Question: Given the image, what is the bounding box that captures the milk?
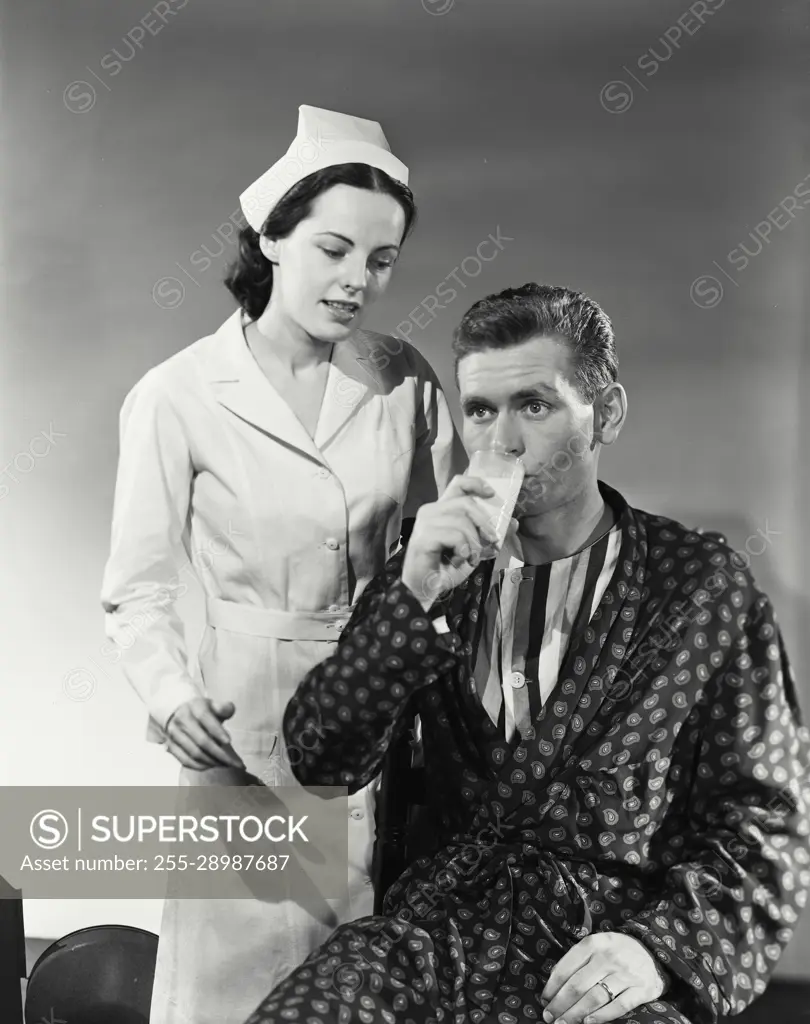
[477,476,521,547]
[466,449,525,558]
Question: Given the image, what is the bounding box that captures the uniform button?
[328,604,340,612]
[511,570,523,585]
[325,538,340,551]
[317,467,331,479]
[350,808,365,820]
[335,619,349,631]
[510,671,526,689]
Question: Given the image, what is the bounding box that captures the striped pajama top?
[473,520,623,743]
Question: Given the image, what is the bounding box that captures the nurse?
[100,105,465,1024]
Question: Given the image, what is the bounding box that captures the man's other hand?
[540,932,668,1024]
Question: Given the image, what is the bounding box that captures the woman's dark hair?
[225,163,417,320]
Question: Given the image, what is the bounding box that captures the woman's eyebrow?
[315,231,353,245]
[315,231,400,251]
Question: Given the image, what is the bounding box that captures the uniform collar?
[201,309,385,461]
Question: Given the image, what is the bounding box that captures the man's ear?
[594,383,627,446]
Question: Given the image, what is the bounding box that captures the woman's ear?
[259,235,280,263]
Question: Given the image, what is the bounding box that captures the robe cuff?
[392,577,454,637]
[383,577,464,662]
[617,915,715,1022]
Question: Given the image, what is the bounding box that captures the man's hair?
[452,283,618,403]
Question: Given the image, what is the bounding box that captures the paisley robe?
[246,483,810,1024]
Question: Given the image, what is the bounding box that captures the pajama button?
[325,538,339,550]
[510,671,526,688]
[317,467,331,479]
[350,808,364,820]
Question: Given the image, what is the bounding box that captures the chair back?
[25,925,158,1024]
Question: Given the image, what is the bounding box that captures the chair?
[372,712,425,913]
[0,885,25,1023]
[24,925,158,1024]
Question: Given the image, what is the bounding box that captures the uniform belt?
[206,598,352,640]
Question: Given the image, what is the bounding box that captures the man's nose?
[493,418,524,458]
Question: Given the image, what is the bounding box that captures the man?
[245,283,810,1024]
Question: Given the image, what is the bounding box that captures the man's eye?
[525,401,548,416]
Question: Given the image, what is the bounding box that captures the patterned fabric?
[246,483,810,1024]
[475,523,622,742]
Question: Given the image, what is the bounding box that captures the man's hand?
[540,932,667,1024]
[165,697,246,771]
[401,474,500,607]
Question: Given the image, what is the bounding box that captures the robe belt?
[205,598,353,640]
[423,847,519,1017]
[400,842,595,1015]
[395,847,585,1015]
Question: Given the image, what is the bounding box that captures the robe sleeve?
[282,551,461,794]
[401,343,466,517]
[618,586,810,1022]
[100,372,203,741]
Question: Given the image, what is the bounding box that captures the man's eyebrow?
[461,385,560,405]
[315,231,400,251]
[511,385,560,400]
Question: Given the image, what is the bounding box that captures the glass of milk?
[466,447,525,559]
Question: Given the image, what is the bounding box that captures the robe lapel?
[542,502,649,770]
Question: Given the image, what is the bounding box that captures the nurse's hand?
[164,698,246,771]
[401,475,499,608]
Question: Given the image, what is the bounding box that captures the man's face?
[457,335,601,517]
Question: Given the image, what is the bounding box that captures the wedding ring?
[598,979,616,1002]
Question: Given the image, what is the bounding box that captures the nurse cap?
[239,105,410,233]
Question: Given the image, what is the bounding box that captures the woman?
[101,105,465,1024]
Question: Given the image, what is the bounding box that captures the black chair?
[0,884,25,1023]
[371,710,426,914]
[24,925,158,1024]
[370,517,430,913]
